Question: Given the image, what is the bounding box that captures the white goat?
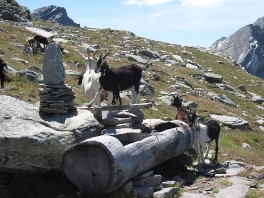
[191,117,221,165]
[78,48,113,106]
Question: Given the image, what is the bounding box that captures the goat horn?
[92,49,100,57]
[103,53,110,59]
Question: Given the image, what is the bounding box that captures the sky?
[16,0,264,48]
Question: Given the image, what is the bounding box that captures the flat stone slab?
[215,184,249,198]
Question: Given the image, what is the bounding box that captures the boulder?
[0,95,101,173]
[203,73,223,83]
[125,54,147,64]
[210,114,249,130]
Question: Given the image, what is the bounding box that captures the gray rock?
[237,85,247,93]
[157,95,174,105]
[120,181,133,194]
[153,187,179,198]
[132,186,154,198]
[126,54,147,64]
[172,54,184,63]
[203,73,223,83]
[65,69,81,76]
[139,85,153,97]
[161,181,176,187]
[133,174,162,188]
[210,114,249,130]
[251,94,264,104]
[242,143,251,149]
[0,95,100,173]
[138,49,157,58]
[217,83,236,92]
[43,42,65,85]
[186,63,199,70]
[215,184,249,198]
[16,69,42,82]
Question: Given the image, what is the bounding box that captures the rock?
[157,95,174,105]
[172,54,184,63]
[203,73,223,83]
[242,143,251,149]
[100,109,144,127]
[0,95,101,173]
[0,0,31,22]
[210,115,249,130]
[186,63,199,70]
[65,69,80,76]
[42,42,65,85]
[132,174,162,188]
[161,181,176,187]
[139,84,153,97]
[125,54,147,64]
[120,181,133,194]
[132,186,154,198]
[32,5,80,27]
[153,187,179,198]
[138,49,157,58]
[38,84,76,114]
[251,94,264,104]
[237,85,247,93]
[11,57,29,64]
[215,184,249,198]
[16,69,42,82]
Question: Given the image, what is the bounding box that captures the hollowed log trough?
[62,121,193,194]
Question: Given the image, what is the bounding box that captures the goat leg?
[88,88,103,107]
[204,142,211,159]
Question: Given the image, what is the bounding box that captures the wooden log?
[62,120,193,194]
[77,102,152,111]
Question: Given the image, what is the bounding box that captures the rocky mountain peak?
[210,16,264,79]
[31,5,80,27]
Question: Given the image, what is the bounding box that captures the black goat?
[88,52,143,106]
[0,58,8,88]
[33,35,49,47]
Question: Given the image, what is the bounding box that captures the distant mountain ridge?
[211,17,264,79]
[31,5,80,27]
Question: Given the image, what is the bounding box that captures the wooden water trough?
[62,121,193,195]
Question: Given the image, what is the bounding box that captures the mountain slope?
[211,17,264,79]
[32,5,80,27]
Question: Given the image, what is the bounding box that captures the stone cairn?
[39,42,76,114]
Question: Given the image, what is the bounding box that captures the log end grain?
[62,142,114,193]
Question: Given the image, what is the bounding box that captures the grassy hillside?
[0,19,264,197]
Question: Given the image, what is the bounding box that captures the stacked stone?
[39,42,76,114]
[38,83,76,114]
